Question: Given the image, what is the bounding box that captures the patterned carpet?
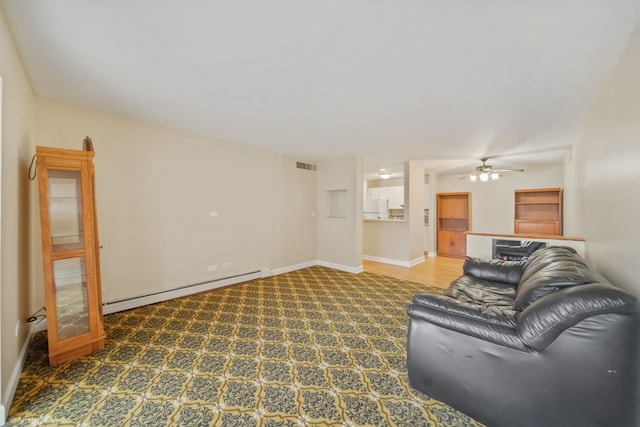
[8,266,482,426]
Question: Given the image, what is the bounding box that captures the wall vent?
[296,161,316,171]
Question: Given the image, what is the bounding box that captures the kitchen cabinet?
[367,186,404,209]
[35,138,105,366]
[437,192,470,258]
[387,186,404,209]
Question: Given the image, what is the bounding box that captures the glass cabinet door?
[52,257,90,340]
[48,170,84,251]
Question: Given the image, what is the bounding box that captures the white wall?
[565,22,640,297]
[0,7,36,418]
[436,163,565,234]
[34,98,318,304]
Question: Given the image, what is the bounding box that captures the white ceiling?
[2,1,639,175]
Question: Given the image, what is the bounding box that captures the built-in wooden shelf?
[514,188,563,236]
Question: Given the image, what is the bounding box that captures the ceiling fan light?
[379,171,391,180]
[490,172,500,180]
[479,172,489,182]
[469,174,478,182]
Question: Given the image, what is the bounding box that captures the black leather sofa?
[406,246,639,427]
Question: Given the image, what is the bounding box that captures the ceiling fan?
[458,157,525,182]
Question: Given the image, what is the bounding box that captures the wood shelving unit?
[437,192,470,258]
[514,188,563,236]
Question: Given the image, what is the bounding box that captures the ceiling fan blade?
[491,168,525,173]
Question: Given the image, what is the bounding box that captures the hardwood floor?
[363,255,465,289]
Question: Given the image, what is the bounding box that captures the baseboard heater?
[102,270,261,315]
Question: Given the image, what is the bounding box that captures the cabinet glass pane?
[48,170,84,251]
[53,257,89,340]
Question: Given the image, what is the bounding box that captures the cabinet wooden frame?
[36,143,105,366]
[514,187,563,236]
[437,192,471,258]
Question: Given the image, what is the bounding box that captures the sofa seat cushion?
[413,291,518,329]
[514,246,598,311]
[445,275,518,318]
[408,293,526,350]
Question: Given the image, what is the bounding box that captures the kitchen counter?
[363,218,405,222]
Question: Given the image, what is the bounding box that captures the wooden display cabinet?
[437,192,470,258]
[514,188,563,236]
[36,138,105,366]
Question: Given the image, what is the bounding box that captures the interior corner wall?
[269,156,317,272]
[33,98,318,306]
[565,22,640,297]
[0,7,36,416]
[316,157,363,272]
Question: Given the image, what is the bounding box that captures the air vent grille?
[296,161,316,171]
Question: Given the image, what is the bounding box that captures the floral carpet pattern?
[8,266,481,426]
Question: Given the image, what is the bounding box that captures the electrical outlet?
[222,263,231,269]
[208,265,217,272]
[209,211,219,217]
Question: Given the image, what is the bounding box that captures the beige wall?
[268,156,317,271]
[436,163,565,235]
[0,8,36,413]
[317,157,363,271]
[34,98,318,304]
[565,22,640,297]
[363,220,409,262]
[406,161,426,262]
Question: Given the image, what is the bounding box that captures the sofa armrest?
[518,284,639,351]
[407,295,528,351]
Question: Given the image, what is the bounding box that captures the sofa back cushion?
[463,257,525,285]
[513,246,597,311]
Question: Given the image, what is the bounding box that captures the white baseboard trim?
[102,271,261,315]
[408,255,426,267]
[267,261,317,277]
[2,322,38,426]
[316,260,363,274]
[362,254,426,268]
[427,251,437,257]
